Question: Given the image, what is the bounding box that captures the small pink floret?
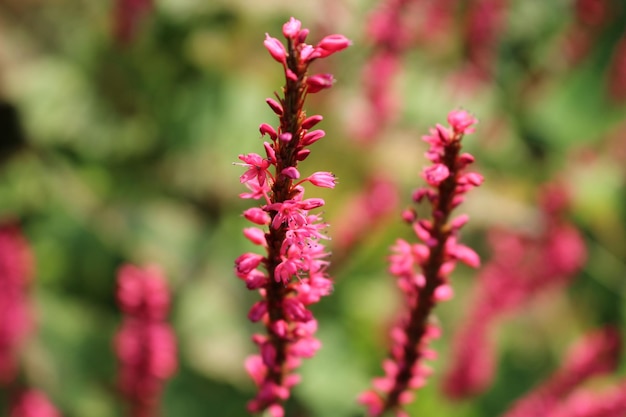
[266,98,284,115]
[243,207,271,225]
[302,115,323,129]
[447,110,478,134]
[243,227,267,246]
[422,163,450,186]
[264,34,287,64]
[281,167,300,179]
[306,73,335,93]
[306,172,336,188]
[282,17,301,39]
[314,34,352,58]
[301,129,326,146]
[259,123,277,140]
[434,284,454,301]
[248,301,268,322]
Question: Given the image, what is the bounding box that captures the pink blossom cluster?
[115,264,177,417]
[564,0,613,63]
[443,182,587,398]
[546,380,626,417]
[9,390,61,417]
[501,327,621,417]
[461,0,508,82]
[354,0,412,142]
[359,110,483,417]
[234,17,349,417]
[0,223,34,386]
[355,0,455,142]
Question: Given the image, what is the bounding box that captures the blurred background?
[0,0,625,416]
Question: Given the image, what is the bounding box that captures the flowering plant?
[234,17,350,417]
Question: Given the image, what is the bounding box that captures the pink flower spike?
[306,172,336,188]
[306,73,335,93]
[282,17,301,39]
[114,265,177,414]
[361,109,482,416]
[314,34,352,58]
[447,110,478,134]
[9,390,61,417]
[236,18,348,415]
[281,167,300,179]
[264,34,287,64]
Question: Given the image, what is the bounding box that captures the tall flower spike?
[501,327,621,417]
[115,264,177,417]
[359,110,482,417]
[442,181,587,398]
[546,379,626,417]
[0,223,34,386]
[235,17,349,417]
[9,390,62,417]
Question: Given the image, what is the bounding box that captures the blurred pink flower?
[0,223,34,386]
[463,0,508,81]
[115,265,176,417]
[501,327,621,417]
[10,390,61,417]
[443,181,587,399]
[547,380,626,417]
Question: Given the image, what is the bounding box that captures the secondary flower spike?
[9,390,62,417]
[442,181,587,399]
[114,264,177,417]
[0,223,34,386]
[501,327,621,417]
[234,17,349,417]
[359,110,483,417]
